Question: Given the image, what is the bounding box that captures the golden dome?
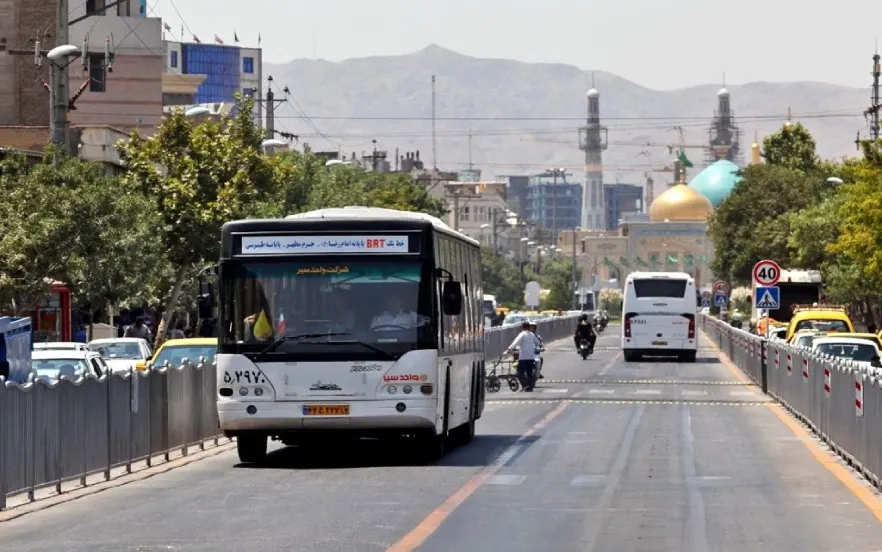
[649,184,714,222]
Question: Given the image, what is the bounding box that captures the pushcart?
[485,351,520,392]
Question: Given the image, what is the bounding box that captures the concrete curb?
[0,440,236,522]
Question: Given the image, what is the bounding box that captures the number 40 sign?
[753,259,781,287]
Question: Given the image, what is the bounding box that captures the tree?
[68,177,163,323]
[0,153,95,313]
[762,122,818,172]
[708,164,826,283]
[480,247,522,306]
[539,258,574,310]
[117,96,278,344]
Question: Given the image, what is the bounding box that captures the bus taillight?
[624,314,632,338]
[682,314,695,339]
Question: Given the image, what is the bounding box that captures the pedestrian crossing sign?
[754,286,780,309]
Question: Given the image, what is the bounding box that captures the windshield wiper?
[299,339,399,361]
[252,332,350,362]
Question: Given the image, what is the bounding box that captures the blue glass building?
[181,44,243,104]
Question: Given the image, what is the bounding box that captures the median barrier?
[700,315,882,490]
[0,315,580,510]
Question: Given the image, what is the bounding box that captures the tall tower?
[706,85,742,164]
[578,87,608,229]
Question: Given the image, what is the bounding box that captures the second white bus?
[621,272,698,362]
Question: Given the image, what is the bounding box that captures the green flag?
[685,254,695,267]
[649,254,660,268]
[697,255,707,265]
[666,254,678,265]
[678,151,694,168]
[603,257,613,267]
[619,256,630,268]
[636,257,648,267]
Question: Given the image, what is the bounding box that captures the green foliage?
[480,247,523,306]
[709,163,825,283]
[540,258,574,310]
[761,122,818,172]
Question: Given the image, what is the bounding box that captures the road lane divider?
[387,401,570,551]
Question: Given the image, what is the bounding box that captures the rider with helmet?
[574,313,597,354]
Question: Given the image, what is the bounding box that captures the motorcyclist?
[528,322,545,380]
[574,314,597,354]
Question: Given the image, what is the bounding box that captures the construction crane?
[521,135,708,156]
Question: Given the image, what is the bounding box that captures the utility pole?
[431,75,437,170]
[452,190,460,231]
[865,50,881,141]
[53,0,71,150]
[468,130,472,169]
[258,76,287,152]
[571,228,578,309]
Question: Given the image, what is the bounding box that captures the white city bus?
[214,207,485,463]
[621,271,697,362]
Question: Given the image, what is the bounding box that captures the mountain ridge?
[265,44,869,192]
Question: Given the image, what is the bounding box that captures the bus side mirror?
[442,281,463,316]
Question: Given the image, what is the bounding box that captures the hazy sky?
[151,0,878,90]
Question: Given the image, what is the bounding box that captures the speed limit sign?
[753,260,781,286]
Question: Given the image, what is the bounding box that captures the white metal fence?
[0,315,580,509]
[701,315,882,490]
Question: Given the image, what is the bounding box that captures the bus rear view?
[622,272,697,362]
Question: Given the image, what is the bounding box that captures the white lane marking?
[728,391,756,397]
[587,388,615,394]
[571,475,607,487]
[681,390,709,397]
[633,389,661,395]
[543,388,569,394]
[486,474,527,485]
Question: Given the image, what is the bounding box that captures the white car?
[790,330,819,348]
[768,327,788,342]
[812,337,882,371]
[30,349,109,382]
[87,337,153,372]
[34,342,90,352]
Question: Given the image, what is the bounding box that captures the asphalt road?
[3,327,882,551]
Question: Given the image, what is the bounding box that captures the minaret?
[751,130,761,164]
[578,78,608,229]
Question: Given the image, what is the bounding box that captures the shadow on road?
[232,434,538,471]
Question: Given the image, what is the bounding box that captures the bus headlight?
[239,387,248,396]
[387,385,397,394]
[254,387,264,397]
[403,385,413,394]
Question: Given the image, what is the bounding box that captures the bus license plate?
[303,404,350,416]
[652,341,668,346]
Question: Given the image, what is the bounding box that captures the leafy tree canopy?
[761,122,818,172]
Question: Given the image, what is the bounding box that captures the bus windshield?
[220,260,434,354]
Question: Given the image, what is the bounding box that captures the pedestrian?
[868,323,877,335]
[505,321,539,392]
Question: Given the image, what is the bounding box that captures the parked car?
[33,342,90,352]
[30,349,109,382]
[87,337,152,373]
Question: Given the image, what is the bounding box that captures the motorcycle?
[593,318,605,333]
[580,339,591,360]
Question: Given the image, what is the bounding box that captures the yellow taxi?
[135,338,217,371]
[785,305,854,343]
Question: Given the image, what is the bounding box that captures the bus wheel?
[679,351,697,363]
[236,434,267,464]
[417,430,445,463]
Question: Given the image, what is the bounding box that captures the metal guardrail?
[700,315,882,490]
[484,315,581,360]
[0,360,222,510]
[0,315,580,510]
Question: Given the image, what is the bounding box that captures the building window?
[169,50,178,68]
[243,56,254,74]
[88,54,106,92]
[86,0,106,15]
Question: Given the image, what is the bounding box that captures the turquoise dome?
[688,160,742,207]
